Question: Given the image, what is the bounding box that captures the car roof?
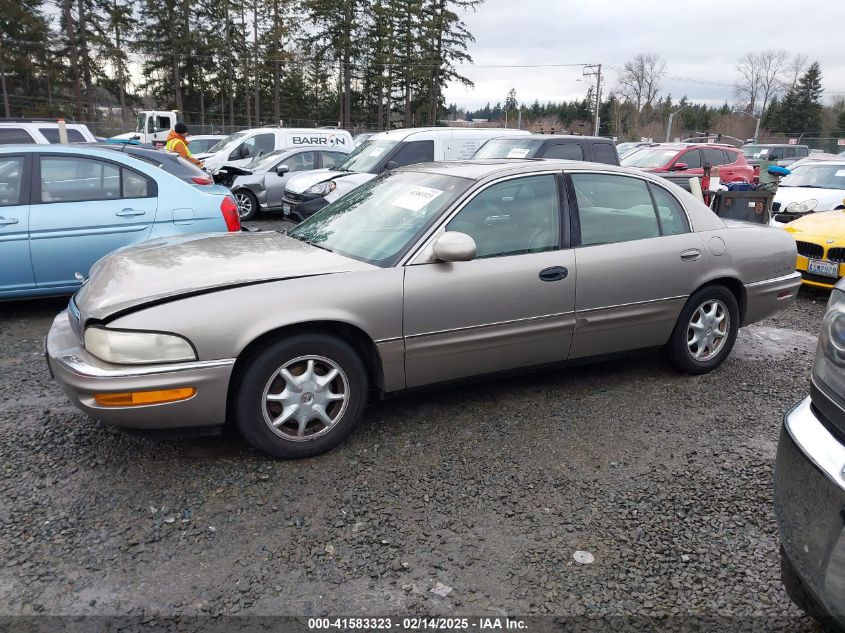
[371,127,527,141]
[488,134,613,142]
[744,142,808,148]
[402,158,664,181]
[0,144,157,161]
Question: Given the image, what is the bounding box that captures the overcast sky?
[443,0,845,111]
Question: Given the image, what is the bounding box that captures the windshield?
[207,131,248,154]
[246,149,287,170]
[473,138,543,159]
[741,145,770,159]
[333,139,398,174]
[288,171,472,266]
[135,114,145,134]
[621,148,678,168]
[780,164,845,190]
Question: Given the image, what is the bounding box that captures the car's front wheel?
[233,333,368,458]
[665,284,739,374]
[234,189,259,220]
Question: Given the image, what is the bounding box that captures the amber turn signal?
[94,387,196,407]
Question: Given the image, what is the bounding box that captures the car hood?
[784,210,845,241]
[285,168,357,194]
[774,186,845,211]
[75,231,375,321]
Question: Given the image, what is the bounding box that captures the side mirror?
[432,232,477,263]
[768,165,791,177]
[671,162,689,171]
[239,145,250,158]
[385,160,399,171]
[276,164,290,175]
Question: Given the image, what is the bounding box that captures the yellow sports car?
[785,210,845,288]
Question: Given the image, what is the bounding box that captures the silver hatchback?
[47,160,801,458]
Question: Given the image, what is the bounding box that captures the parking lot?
[0,216,828,627]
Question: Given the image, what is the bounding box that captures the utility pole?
[582,64,602,136]
[666,104,692,141]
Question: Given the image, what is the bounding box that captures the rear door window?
[389,141,434,168]
[592,143,618,165]
[571,173,660,246]
[677,150,701,169]
[796,147,809,157]
[40,156,121,202]
[702,148,726,166]
[542,143,584,160]
[0,128,36,145]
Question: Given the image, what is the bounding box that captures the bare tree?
[735,49,788,115]
[617,53,666,129]
[786,54,807,90]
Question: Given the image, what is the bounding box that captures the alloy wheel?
[261,355,349,442]
[235,191,254,218]
[687,299,730,362]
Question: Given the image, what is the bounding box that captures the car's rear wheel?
[665,284,739,374]
[234,189,259,220]
[233,333,368,458]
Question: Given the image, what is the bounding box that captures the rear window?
[0,128,36,145]
[39,128,87,144]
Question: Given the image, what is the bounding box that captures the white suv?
[0,120,97,145]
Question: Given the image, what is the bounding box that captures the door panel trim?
[404,312,576,387]
[29,224,150,240]
[574,296,686,333]
[406,310,576,340]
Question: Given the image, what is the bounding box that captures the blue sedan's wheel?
[234,189,258,220]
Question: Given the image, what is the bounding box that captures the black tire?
[234,189,259,221]
[233,333,368,459]
[664,284,739,375]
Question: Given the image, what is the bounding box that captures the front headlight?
[785,199,818,214]
[84,327,197,365]
[305,180,336,196]
[814,289,845,395]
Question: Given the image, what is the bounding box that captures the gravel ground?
[0,215,832,629]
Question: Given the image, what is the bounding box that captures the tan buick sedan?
[47,160,801,458]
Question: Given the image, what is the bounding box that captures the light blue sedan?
[0,145,240,299]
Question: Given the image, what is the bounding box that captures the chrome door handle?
[0,217,19,225]
[115,208,145,217]
[539,266,568,282]
[680,249,701,262]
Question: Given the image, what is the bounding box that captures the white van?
[195,128,354,174]
[281,126,530,219]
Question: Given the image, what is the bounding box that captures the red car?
[621,143,754,183]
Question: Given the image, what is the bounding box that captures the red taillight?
[191,176,213,185]
[220,196,241,232]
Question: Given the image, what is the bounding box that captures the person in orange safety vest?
[165,122,204,168]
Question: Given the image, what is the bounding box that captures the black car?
[87,142,213,185]
[775,277,845,631]
[473,134,619,165]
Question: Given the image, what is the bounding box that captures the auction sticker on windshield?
[394,186,443,211]
[506,148,531,159]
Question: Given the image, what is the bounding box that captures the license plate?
[807,258,839,278]
[283,204,291,215]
